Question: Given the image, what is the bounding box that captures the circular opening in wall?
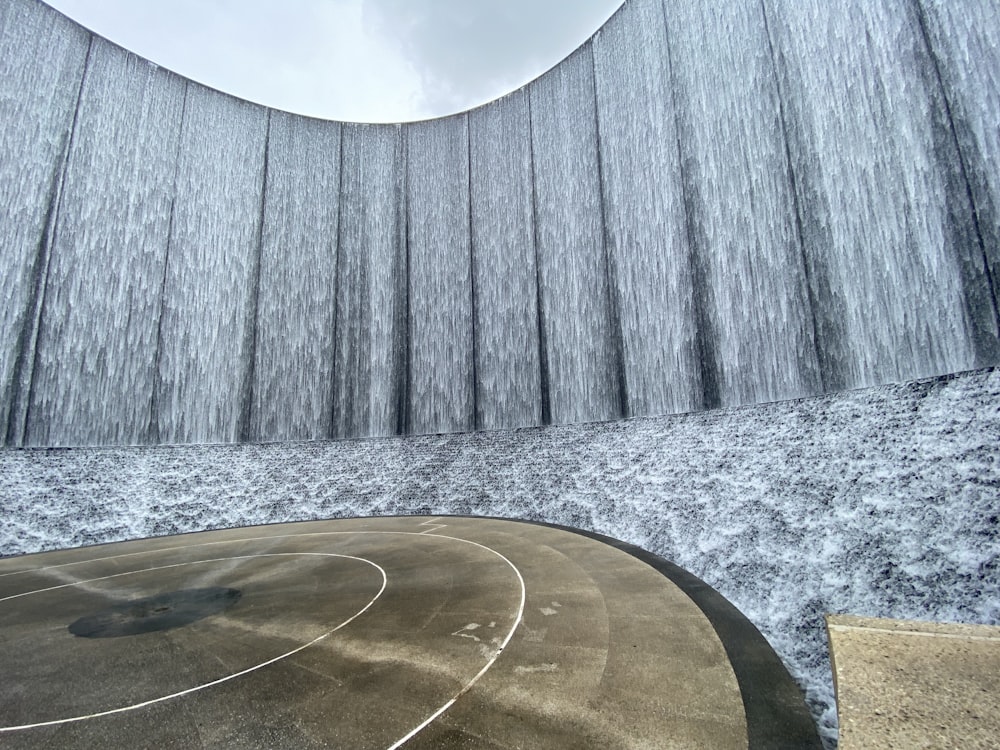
[42,0,624,123]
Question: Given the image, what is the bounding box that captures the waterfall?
[592,0,702,417]
[530,46,622,426]
[24,39,184,446]
[334,124,407,439]
[0,0,89,444]
[1,0,998,447]
[251,112,341,442]
[405,117,475,435]
[151,86,268,445]
[469,91,543,430]
[768,0,985,391]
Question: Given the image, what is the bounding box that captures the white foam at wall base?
[3,367,998,747]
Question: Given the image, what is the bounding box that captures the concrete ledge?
[827,614,1000,749]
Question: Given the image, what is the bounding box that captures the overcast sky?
[43,0,623,123]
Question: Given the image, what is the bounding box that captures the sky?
[43,0,624,123]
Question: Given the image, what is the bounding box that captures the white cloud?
[42,0,623,122]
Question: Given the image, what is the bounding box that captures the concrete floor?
[0,517,818,748]
[828,614,1000,750]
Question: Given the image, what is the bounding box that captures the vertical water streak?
[250,112,341,441]
[590,47,629,420]
[529,44,620,425]
[467,119,479,431]
[405,117,475,435]
[767,0,980,389]
[664,27,721,411]
[334,124,407,438]
[759,1,827,393]
[527,96,552,425]
[24,40,185,447]
[398,132,410,436]
[468,90,542,430]
[0,2,90,444]
[593,0,702,418]
[153,86,268,444]
[238,111,271,442]
[662,0,820,408]
[914,0,1000,363]
[148,84,189,444]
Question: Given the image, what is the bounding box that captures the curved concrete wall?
[2,0,998,446]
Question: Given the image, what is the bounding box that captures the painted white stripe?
[384,532,526,750]
[418,518,448,534]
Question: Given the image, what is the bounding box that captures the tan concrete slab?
[0,517,818,748]
[827,614,1000,750]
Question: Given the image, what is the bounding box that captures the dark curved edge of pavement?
[462,515,824,750]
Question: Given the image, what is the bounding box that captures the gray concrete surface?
[827,614,1000,750]
[0,517,814,748]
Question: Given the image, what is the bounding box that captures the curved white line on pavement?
[175,528,529,749]
[383,531,526,750]
[1,525,528,748]
[0,553,387,732]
